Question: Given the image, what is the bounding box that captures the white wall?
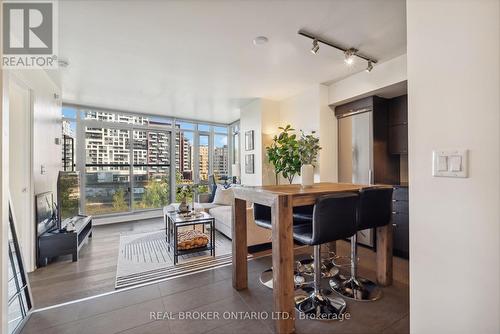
[10,70,61,196]
[260,99,280,186]
[239,98,282,186]
[279,84,337,183]
[407,1,499,333]
[239,99,262,186]
[318,85,337,182]
[328,54,407,105]
[8,70,61,271]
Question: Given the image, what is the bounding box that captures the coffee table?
[164,210,215,265]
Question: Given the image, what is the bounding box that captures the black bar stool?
[254,204,314,288]
[294,193,359,320]
[330,187,393,301]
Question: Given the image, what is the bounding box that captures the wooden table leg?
[376,224,393,286]
[232,198,248,290]
[272,195,295,334]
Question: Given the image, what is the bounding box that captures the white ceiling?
[59,0,406,123]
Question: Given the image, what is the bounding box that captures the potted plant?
[298,130,321,188]
[266,125,301,184]
[176,184,198,212]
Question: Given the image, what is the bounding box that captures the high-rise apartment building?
[213,145,228,178]
[198,145,209,181]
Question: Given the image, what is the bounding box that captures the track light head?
[344,48,357,65]
[311,39,319,54]
[366,60,373,72]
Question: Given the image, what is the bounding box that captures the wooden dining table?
[231,183,394,334]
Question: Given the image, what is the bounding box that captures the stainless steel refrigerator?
[338,110,375,247]
[336,96,401,248]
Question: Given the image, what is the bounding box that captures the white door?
[9,80,34,271]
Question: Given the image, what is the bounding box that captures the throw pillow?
[212,185,234,206]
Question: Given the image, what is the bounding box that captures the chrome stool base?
[330,275,382,301]
[294,289,347,321]
[259,268,308,290]
[297,258,340,279]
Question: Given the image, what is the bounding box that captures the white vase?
[301,164,314,188]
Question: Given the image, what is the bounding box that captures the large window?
[61,107,77,171]
[85,126,132,215]
[62,106,231,216]
[132,129,171,210]
[176,131,194,184]
[214,133,228,179]
[198,134,210,182]
[230,121,240,169]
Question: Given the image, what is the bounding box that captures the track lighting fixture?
[297,29,377,71]
[344,48,357,65]
[311,39,319,54]
[366,60,373,72]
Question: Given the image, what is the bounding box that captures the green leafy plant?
[298,130,322,166]
[137,178,169,209]
[176,184,198,202]
[112,188,128,211]
[266,125,301,184]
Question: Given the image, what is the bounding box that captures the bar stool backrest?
[357,187,394,230]
[310,193,359,245]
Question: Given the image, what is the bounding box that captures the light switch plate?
[432,149,468,178]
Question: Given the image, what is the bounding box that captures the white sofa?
[205,202,271,247]
[166,194,271,247]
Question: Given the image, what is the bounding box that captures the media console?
[37,215,93,267]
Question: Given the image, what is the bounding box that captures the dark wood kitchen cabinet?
[392,186,409,258]
[388,95,408,155]
[389,124,408,154]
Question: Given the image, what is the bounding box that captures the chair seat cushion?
[293,223,313,245]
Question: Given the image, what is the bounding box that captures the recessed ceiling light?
[253,36,269,45]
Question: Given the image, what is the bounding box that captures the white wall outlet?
[432,150,468,178]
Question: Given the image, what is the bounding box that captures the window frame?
[63,104,233,217]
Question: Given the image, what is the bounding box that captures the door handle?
[21,187,27,193]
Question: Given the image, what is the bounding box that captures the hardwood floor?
[22,252,409,334]
[29,218,166,309]
[29,217,409,311]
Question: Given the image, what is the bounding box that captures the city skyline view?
[62,108,230,215]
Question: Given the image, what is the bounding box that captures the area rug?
[115,229,245,289]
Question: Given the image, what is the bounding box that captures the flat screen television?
[57,171,81,223]
[35,192,56,236]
